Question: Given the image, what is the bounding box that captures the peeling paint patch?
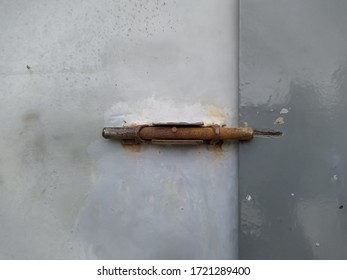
[246,194,252,201]
[274,117,284,125]
[280,108,289,114]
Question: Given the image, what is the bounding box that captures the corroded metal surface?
[103,124,254,143]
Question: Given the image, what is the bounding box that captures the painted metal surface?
[240,0,347,259]
[0,0,239,259]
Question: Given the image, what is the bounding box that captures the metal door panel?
[0,0,239,259]
[240,0,347,259]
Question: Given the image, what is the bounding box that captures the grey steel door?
[240,0,347,259]
[0,0,239,259]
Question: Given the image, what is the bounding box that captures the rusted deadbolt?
[102,122,282,145]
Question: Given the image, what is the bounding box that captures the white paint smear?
[280,108,289,114]
[104,96,234,127]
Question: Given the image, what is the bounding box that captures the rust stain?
[121,140,142,152]
[207,105,226,121]
[214,141,224,152]
[208,141,224,156]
